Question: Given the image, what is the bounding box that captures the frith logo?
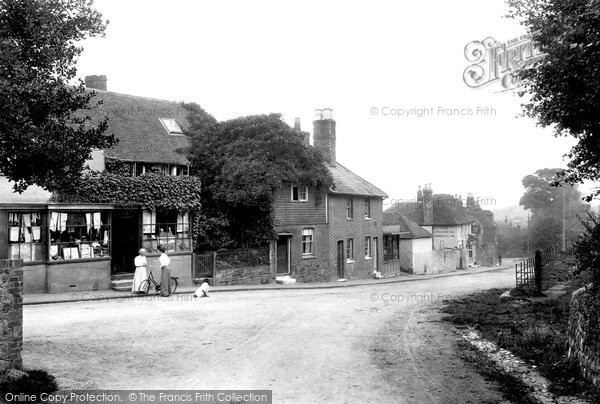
[463,35,545,90]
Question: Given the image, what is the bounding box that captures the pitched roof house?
[270,109,388,282]
[0,75,195,294]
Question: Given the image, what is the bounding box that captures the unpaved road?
[24,268,514,403]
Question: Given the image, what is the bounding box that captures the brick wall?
[283,224,332,282]
[0,259,23,374]
[568,284,600,387]
[214,264,271,286]
[327,195,384,280]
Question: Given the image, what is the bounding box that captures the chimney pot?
[294,117,301,131]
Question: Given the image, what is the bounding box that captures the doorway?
[112,209,140,274]
[373,237,379,270]
[276,235,290,274]
[337,240,345,278]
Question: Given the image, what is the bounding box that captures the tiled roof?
[383,212,432,239]
[384,194,475,226]
[82,90,191,165]
[328,163,387,198]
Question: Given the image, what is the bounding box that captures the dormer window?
[159,118,183,135]
[291,185,308,202]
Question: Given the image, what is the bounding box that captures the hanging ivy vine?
[52,172,202,211]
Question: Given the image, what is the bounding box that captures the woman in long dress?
[158,245,171,297]
[132,248,148,293]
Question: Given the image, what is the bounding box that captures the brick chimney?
[417,185,423,202]
[85,75,107,91]
[313,108,336,165]
[294,117,310,146]
[422,183,433,225]
[466,193,476,207]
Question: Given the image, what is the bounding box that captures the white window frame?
[346,197,354,219]
[291,185,308,202]
[302,228,315,256]
[159,117,184,135]
[365,236,372,259]
[346,238,354,263]
[364,198,371,219]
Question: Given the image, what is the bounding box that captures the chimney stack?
[417,185,423,202]
[466,192,475,207]
[422,184,433,225]
[294,117,310,146]
[85,75,107,91]
[313,108,336,165]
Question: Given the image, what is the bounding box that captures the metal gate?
[193,251,215,282]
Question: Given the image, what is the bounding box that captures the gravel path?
[24,268,515,403]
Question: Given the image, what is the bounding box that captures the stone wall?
[567,284,600,387]
[214,264,271,286]
[0,259,23,373]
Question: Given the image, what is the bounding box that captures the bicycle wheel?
[138,279,150,294]
[170,277,178,294]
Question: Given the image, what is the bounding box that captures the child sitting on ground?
[193,278,210,298]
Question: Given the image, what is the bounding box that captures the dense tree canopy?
[508,0,600,200]
[519,168,590,250]
[186,111,333,250]
[0,0,116,192]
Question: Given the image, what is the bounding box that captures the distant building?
[465,194,498,266]
[383,185,475,272]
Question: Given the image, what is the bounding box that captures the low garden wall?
[215,264,271,286]
[0,259,23,374]
[567,284,600,387]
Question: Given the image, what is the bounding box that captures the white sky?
[76,0,596,209]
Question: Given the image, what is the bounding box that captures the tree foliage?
[186,111,334,250]
[0,0,116,192]
[52,172,202,211]
[508,0,600,200]
[573,212,600,285]
[519,168,590,250]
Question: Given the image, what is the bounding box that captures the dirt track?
[24,268,515,403]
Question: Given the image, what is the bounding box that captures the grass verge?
[442,258,600,402]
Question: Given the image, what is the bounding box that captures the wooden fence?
[515,243,560,288]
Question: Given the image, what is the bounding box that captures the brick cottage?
[271,109,388,282]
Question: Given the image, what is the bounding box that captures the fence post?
[211,251,217,278]
[534,249,543,295]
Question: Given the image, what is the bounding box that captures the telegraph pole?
[527,213,530,256]
[562,186,566,252]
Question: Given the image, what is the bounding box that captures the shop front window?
[49,211,110,260]
[142,209,191,253]
[8,212,45,262]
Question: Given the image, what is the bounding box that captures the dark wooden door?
[337,240,345,278]
[112,210,140,274]
[277,236,289,274]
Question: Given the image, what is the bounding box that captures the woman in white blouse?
[132,248,148,293]
[158,245,171,297]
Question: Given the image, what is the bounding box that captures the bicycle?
[138,265,178,295]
